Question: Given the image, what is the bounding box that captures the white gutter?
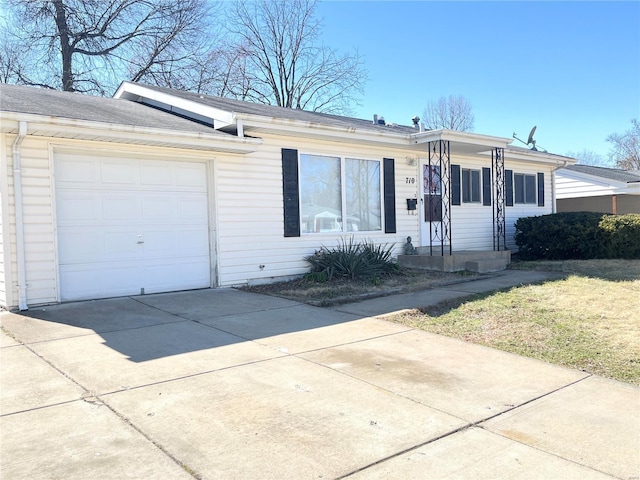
[411,128,513,149]
[11,121,28,310]
[0,112,262,154]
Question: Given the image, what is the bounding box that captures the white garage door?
[55,152,211,301]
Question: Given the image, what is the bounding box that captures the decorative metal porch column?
[427,140,452,255]
[492,147,507,251]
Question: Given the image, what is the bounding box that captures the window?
[514,173,537,204]
[462,169,481,203]
[505,170,544,207]
[451,165,491,206]
[299,154,381,233]
[424,165,442,221]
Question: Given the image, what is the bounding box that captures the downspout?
[12,121,28,310]
[551,160,568,214]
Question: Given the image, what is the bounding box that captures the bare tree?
[2,0,215,95]
[422,95,475,132]
[606,119,640,170]
[565,149,612,167]
[225,0,366,114]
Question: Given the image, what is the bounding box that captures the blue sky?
[315,1,640,159]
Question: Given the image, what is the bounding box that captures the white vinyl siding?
[555,171,622,198]
[505,162,553,250]
[445,156,553,251]
[448,156,494,250]
[214,134,416,286]
[1,135,57,306]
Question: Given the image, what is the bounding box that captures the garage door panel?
[101,159,137,185]
[143,228,209,257]
[103,232,141,258]
[178,228,210,252]
[102,195,141,221]
[55,153,211,302]
[143,259,211,294]
[176,163,208,188]
[57,228,141,264]
[56,192,100,223]
[55,155,98,184]
[57,230,103,264]
[142,196,174,220]
[141,195,208,223]
[177,196,208,219]
[141,161,173,186]
[59,264,143,301]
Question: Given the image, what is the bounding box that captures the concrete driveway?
[1,274,639,479]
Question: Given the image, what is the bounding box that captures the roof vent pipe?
[373,114,378,125]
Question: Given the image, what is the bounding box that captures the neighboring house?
[0,82,575,310]
[556,165,640,214]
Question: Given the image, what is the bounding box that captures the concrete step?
[465,259,510,273]
[398,250,511,273]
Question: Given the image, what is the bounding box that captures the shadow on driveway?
[1,288,368,362]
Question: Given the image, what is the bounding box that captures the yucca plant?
[304,238,398,282]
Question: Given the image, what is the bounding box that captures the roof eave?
[237,113,418,149]
[411,129,513,150]
[556,167,640,190]
[504,147,578,166]
[0,112,262,154]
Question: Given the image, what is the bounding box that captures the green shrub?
[600,214,640,259]
[304,237,399,281]
[514,212,640,260]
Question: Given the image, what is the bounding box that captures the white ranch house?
[0,83,575,310]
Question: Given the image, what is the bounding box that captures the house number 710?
[406,177,416,184]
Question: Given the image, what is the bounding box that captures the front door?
[420,160,449,252]
[420,162,440,245]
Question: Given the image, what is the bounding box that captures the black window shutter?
[537,172,545,206]
[482,167,492,206]
[383,158,396,233]
[505,169,514,206]
[282,148,300,237]
[451,164,461,205]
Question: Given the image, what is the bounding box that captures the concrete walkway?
[1,271,638,479]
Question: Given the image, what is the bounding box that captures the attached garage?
[54,151,211,301]
[1,84,260,310]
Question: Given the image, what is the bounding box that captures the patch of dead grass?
[389,272,640,385]
[510,259,640,281]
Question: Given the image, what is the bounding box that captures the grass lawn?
[388,260,640,385]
